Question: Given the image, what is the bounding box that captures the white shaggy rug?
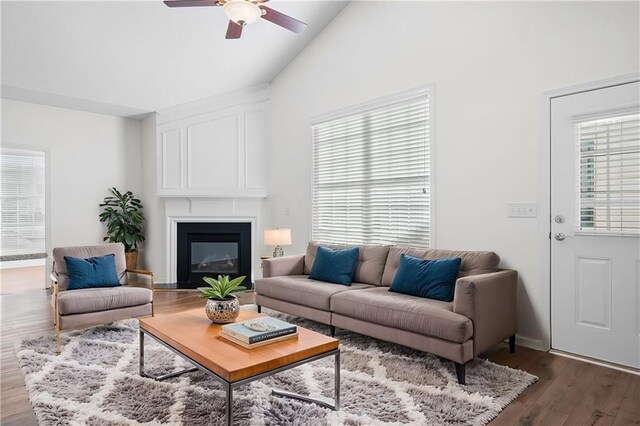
[15,309,536,425]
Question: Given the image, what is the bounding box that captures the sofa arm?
[453,269,518,356]
[263,255,305,278]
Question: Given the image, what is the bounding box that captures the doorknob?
[554,232,572,241]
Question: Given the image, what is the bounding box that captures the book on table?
[220,316,297,344]
[221,331,298,349]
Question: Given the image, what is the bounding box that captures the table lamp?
[264,228,292,257]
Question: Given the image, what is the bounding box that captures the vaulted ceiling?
[1,1,347,115]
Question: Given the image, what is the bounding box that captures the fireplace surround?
[175,222,251,288]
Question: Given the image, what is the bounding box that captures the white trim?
[0,258,46,269]
[166,215,257,283]
[0,144,52,288]
[514,335,545,352]
[156,84,270,126]
[549,350,640,376]
[310,85,433,126]
[309,83,435,247]
[539,73,640,352]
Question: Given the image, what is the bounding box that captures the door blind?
[0,148,46,256]
[312,91,430,246]
[576,113,640,234]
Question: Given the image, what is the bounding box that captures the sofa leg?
[509,335,516,354]
[257,305,262,314]
[454,362,466,385]
[330,325,336,337]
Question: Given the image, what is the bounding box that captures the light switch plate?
[508,202,537,218]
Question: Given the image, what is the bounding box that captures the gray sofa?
[255,242,518,384]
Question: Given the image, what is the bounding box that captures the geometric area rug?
[15,308,537,425]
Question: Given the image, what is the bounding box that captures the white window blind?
[312,89,431,246]
[0,148,46,256]
[576,113,640,234]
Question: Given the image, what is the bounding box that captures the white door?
[551,81,640,368]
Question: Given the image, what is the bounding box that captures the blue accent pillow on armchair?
[64,254,121,290]
[389,254,462,302]
[309,246,360,285]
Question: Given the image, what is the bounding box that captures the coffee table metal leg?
[271,350,341,411]
[139,330,144,376]
[334,350,340,410]
[139,329,198,380]
[226,382,233,426]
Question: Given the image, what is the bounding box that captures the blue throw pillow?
[309,246,360,285]
[64,254,121,290]
[389,254,462,302]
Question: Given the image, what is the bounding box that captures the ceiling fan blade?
[260,6,306,33]
[164,0,220,8]
[225,21,243,39]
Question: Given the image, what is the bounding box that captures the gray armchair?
[50,243,154,349]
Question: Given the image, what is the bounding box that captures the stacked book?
[220,317,297,349]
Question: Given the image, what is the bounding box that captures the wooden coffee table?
[138,309,340,425]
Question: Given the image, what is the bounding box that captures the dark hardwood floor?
[1,289,639,425]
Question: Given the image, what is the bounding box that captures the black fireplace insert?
[176,222,251,289]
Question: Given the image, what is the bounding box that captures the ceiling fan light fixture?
[223,0,261,26]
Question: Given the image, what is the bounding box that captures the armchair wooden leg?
[257,305,262,313]
[55,324,61,354]
[509,335,516,354]
[454,362,466,385]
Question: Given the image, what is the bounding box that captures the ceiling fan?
[164,0,307,39]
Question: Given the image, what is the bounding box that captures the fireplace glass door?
[191,242,239,275]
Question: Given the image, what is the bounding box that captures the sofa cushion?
[304,242,390,286]
[389,255,462,302]
[330,287,473,343]
[255,275,374,311]
[58,286,152,315]
[64,254,121,290]
[309,246,359,285]
[382,247,500,286]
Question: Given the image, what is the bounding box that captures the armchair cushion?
[64,254,120,290]
[53,243,128,291]
[58,286,152,315]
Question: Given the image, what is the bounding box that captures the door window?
[576,113,640,234]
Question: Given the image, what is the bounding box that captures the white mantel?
[164,197,263,283]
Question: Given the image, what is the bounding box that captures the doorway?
[0,147,47,294]
[550,81,640,368]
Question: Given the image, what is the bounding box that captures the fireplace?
[176,222,251,288]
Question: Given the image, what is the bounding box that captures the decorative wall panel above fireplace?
[156,100,268,198]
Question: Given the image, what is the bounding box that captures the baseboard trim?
[549,350,640,376]
[514,335,545,351]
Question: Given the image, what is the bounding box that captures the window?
[311,88,431,246]
[0,148,46,256]
[576,113,640,234]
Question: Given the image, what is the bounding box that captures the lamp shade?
[264,228,292,246]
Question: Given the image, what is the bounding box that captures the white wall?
[1,99,143,261]
[266,2,640,348]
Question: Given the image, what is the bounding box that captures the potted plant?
[99,187,145,269]
[198,275,247,323]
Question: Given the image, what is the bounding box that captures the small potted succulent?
[198,275,247,323]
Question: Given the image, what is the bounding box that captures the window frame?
[309,84,435,247]
[0,145,50,259]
